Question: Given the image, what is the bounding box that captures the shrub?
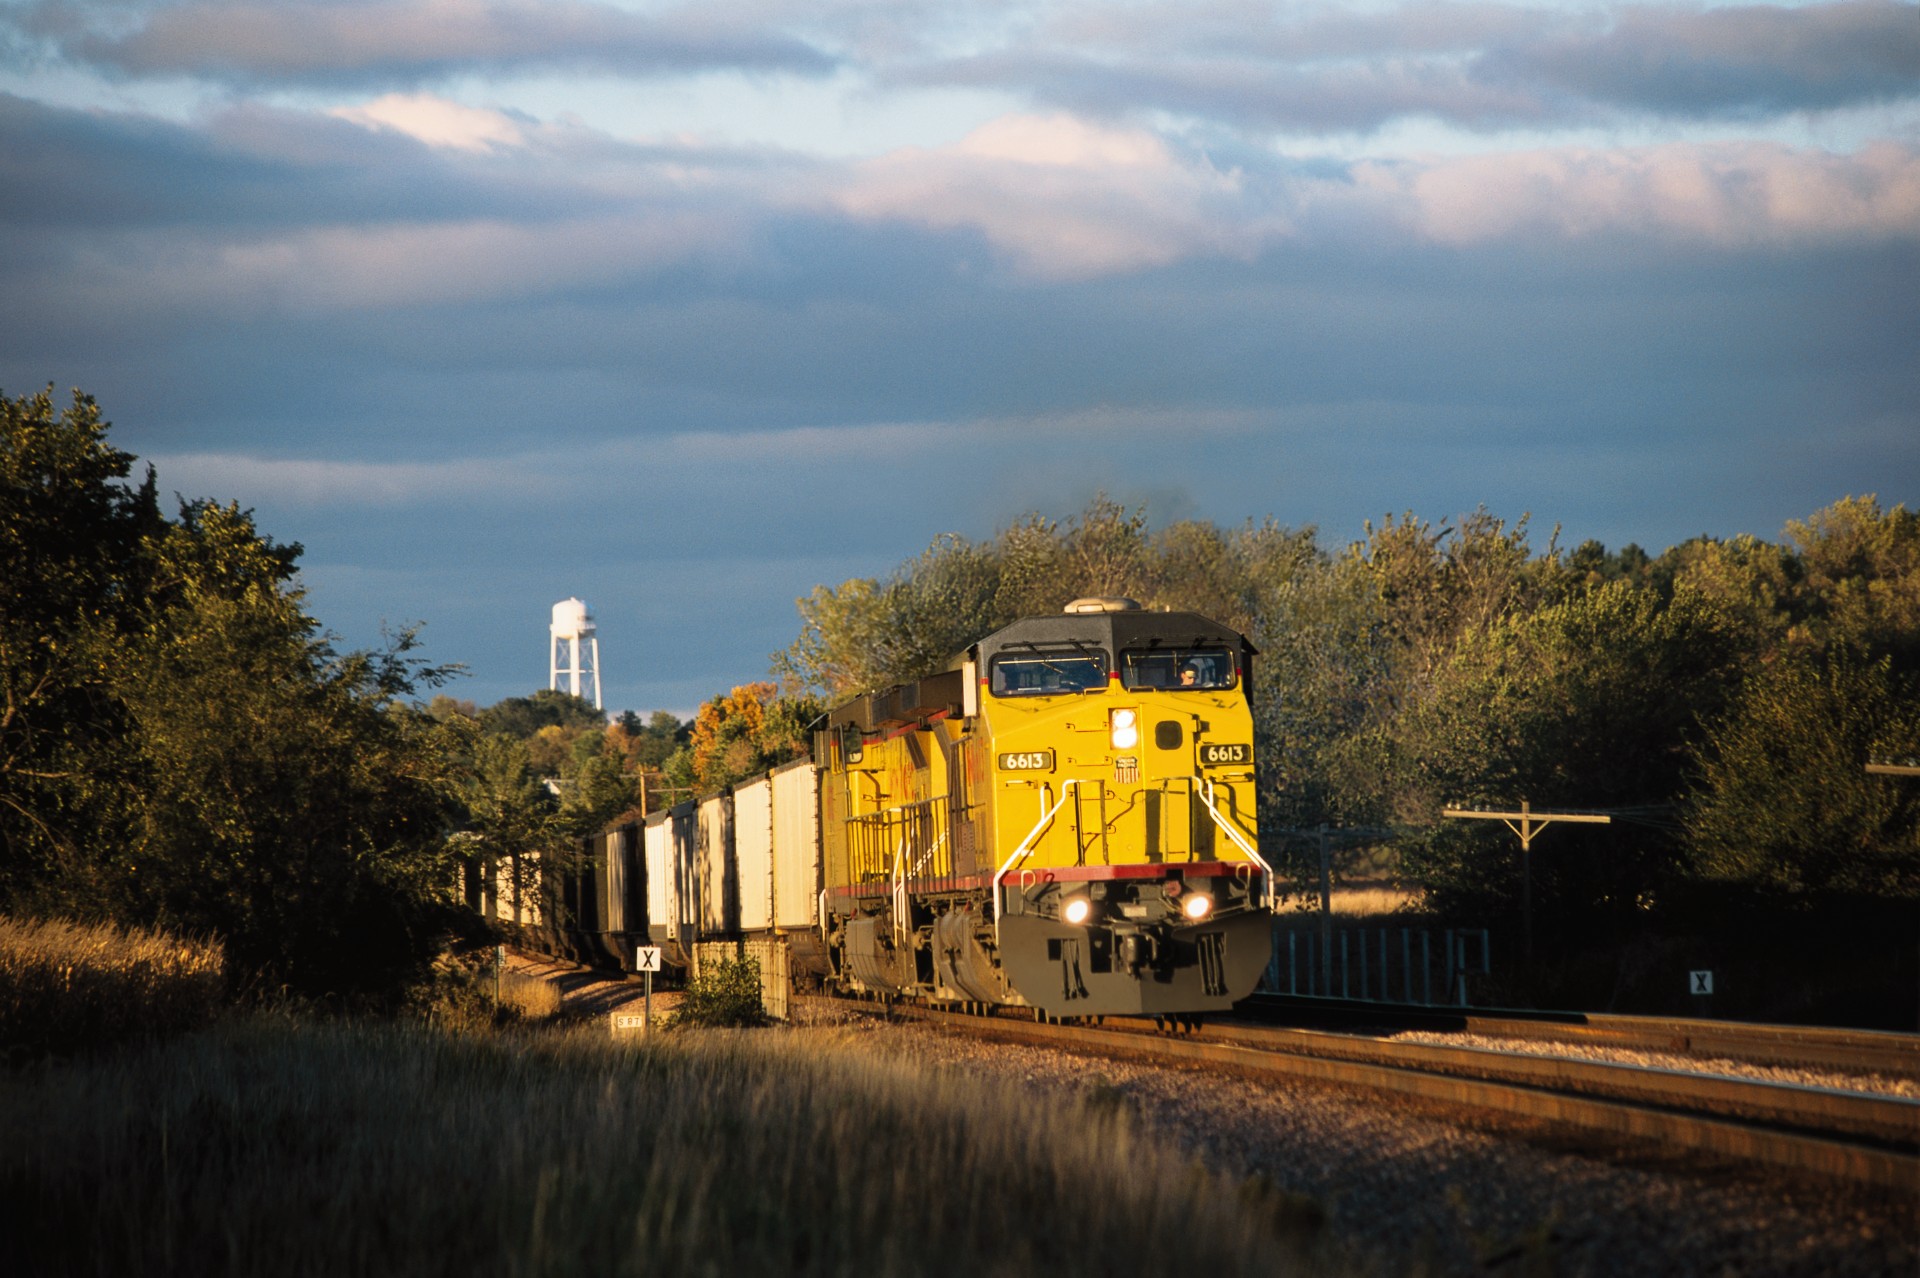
[406,949,559,1032]
[669,955,768,1029]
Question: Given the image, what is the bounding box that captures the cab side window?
[1120,647,1235,691]
[989,652,1109,696]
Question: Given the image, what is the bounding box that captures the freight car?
[479,598,1276,1020]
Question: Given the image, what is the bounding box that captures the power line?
[1440,800,1612,965]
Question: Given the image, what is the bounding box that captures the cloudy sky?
[4,0,1916,714]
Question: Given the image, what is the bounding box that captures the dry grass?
[1277,885,1425,921]
[0,915,225,1056]
[0,1017,1344,1277]
[1328,885,1423,918]
[407,951,565,1032]
[499,970,561,1019]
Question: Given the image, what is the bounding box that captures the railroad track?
[1242,992,1920,1077]
[804,995,1920,1192]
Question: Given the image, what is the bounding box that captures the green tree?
[1784,495,1920,663]
[1265,508,1568,835]
[1,387,463,996]
[559,728,638,830]
[611,710,688,771]
[777,533,1005,698]
[1675,497,1920,906]
[1653,533,1798,655]
[449,727,554,869]
[1395,581,1741,933]
[1686,651,1920,902]
[478,688,605,739]
[777,497,1303,699]
[1,389,161,894]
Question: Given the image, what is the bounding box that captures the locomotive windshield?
[990,650,1109,696]
[1119,646,1236,691]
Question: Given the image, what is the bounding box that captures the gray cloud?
[13,0,835,88]
[10,2,1913,131]
[2,72,1913,710]
[903,1,1920,133]
[0,90,792,232]
[1490,1,1920,119]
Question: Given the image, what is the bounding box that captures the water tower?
[549,597,602,710]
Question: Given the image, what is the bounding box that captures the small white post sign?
[633,945,665,1035]
[1689,970,1714,996]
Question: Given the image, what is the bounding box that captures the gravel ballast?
[1390,1029,1920,1099]
[797,1005,1916,1278]
[524,959,1913,1275]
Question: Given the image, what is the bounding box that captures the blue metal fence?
[1264,923,1491,1006]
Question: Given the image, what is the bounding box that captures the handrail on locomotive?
[991,778,1087,944]
[991,773,1273,944]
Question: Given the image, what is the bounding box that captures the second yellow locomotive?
[818,597,1274,1017]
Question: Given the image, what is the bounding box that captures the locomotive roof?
[824,608,1254,734]
[973,608,1253,664]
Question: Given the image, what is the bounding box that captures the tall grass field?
[2,1017,1335,1277]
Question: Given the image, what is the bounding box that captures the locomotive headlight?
[1062,895,1094,926]
[1182,892,1213,921]
[1110,708,1140,750]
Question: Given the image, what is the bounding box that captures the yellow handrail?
[1197,777,1274,907]
[991,779,1085,943]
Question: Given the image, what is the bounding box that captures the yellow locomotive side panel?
[818,668,972,899]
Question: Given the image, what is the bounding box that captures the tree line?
[2,389,461,995]
[0,387,808,996]
[6,387,1913,1011]
[769,496,1919,1009]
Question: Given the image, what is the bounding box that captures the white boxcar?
[733,775,775,933]
[492,853,542,927]
[770,761,821,931]
[697,792,736,935]
[601,825,630,936]
[643,803,698,962]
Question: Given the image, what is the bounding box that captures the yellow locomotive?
[818,597,1274,1018]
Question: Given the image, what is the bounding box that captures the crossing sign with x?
[1689,970,1714,995]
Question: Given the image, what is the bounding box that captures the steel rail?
[1194,1019,1918,1145]
[802,996,1920,1192]
[1243,993,1920,1078]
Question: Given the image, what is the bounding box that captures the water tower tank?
[551,597,595,640]
[548,597,602,710]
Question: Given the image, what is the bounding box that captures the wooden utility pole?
[1318,825,1332,997]
[1440,801,1612,964]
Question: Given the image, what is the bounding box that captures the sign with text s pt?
[635,946,663,973]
